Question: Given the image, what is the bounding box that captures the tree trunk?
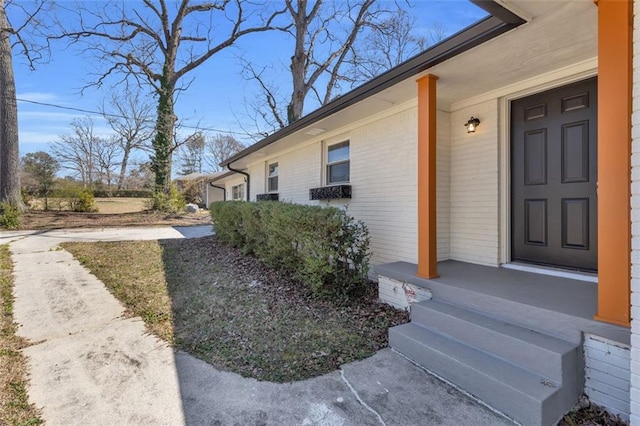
[0,1,24,209]
[288,0,309,124]
[151,78,176,194]
[117,148,130,190]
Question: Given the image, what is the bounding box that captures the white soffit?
[431,0,597,110]
[237,0,597,165]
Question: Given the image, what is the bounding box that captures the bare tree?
[101,88,154,189]
[58,0,288,197]
[244,0,384,132]
[0,0,50,209]
[124,161,154,190]
[204,133,244,172]
[243,0,378,132]
[94,136,121,190]
[243,3,446,136]
[51,117,104,187]
[348,9,432,81]
[178,132,205,175]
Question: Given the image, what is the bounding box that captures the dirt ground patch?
[62,237,409,382]
[21,209,211,230]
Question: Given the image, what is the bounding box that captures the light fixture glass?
[465,116,481,133]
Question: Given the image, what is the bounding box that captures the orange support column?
[417,74,439,279]
[594,0,632,326]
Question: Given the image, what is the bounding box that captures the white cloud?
[16,92,59,103]
[19,110,85,122]
[19,131,61,145]
[19,122,116,145]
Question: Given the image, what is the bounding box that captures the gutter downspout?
[208,182,226,201]
[227,163,250,201]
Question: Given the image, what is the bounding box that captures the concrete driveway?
[7,226,514,426]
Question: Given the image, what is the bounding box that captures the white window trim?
[231,183,245,201]
[267,161,279,193]
[325,140,350,186]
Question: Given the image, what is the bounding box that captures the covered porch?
[413,0,631,328]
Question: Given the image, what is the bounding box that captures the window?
[326,141,350,184]
[231,183,245,201]
[268,162,279,192]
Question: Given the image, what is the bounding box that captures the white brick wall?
[345,107,419,266]
[584,334,631,420]
[277,141,323,205]
[631,1,640,424]
[449,100,500,266]
[243,104,451,267]
[249,162,266,200]
[437,110,451,261]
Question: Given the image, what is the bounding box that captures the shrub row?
[210,201,371,301]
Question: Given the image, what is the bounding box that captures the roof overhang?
[221,0,524,169]
[222,0,597,170]
[208,170,241,185]
[174,171,231,182]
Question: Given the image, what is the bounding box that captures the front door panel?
[511,77,597,271]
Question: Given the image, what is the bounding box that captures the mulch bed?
[162,236,410,381]
[558,397,628,425]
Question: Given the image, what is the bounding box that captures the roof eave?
[221,1,525,168]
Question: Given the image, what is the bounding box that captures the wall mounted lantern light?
[465,116,481,133]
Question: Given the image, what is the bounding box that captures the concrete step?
[410,300,580,382]
[390,323,576,426]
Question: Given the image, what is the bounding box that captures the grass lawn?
[63,237,408,382]
[21,209,211,230]
[28,197,150,214]
[0,245,43,425]
[93,197,150,214]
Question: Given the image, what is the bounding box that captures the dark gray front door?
[511,77,597,271]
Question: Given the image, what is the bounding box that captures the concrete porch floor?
[376,260,629,345]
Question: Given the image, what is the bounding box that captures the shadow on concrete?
[172,225,214,239]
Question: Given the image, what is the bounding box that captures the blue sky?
[13,0,486,164]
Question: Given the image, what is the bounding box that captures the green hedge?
[210,201,371,301]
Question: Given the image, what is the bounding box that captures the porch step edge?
[390,323,578,426]
[410,300,579,381]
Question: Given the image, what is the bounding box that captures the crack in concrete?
[339,369,386,426]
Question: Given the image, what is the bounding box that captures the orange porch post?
[417,74,439,279]
[594,0,632,326]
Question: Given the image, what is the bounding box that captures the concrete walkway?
[8,226,514,426]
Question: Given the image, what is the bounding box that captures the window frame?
[231,183,245,201]
[326,140,350,185]
[267,162,279,193]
